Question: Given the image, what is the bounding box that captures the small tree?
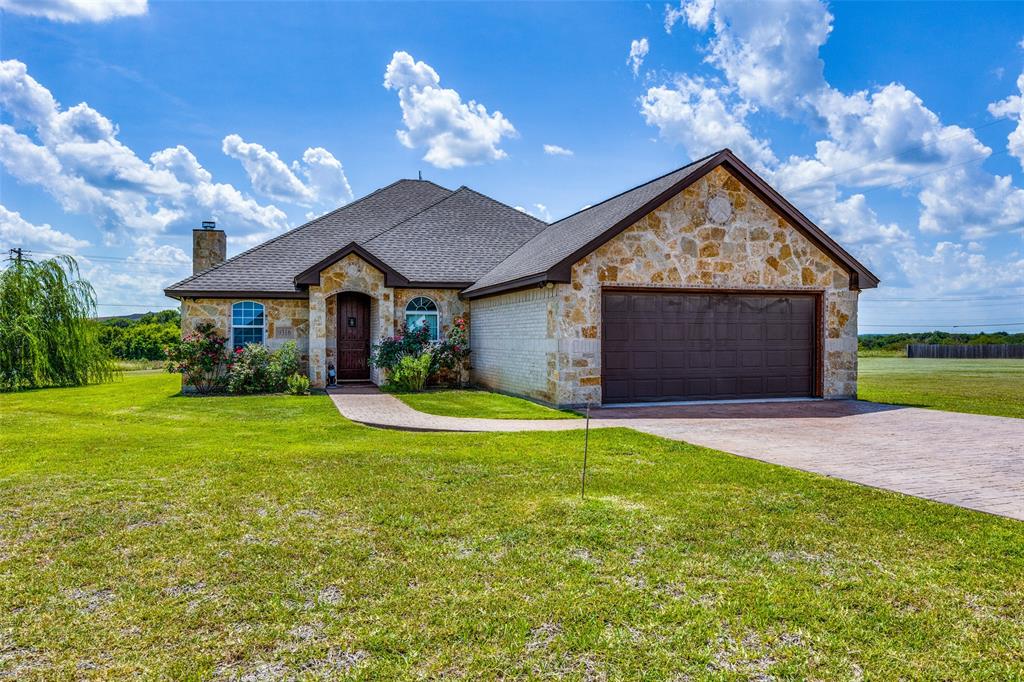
[0,253,113,391]
[165,322,228,394]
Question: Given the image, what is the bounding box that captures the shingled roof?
[165,149,878,300]
[463,149,878,297]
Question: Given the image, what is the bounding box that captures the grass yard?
[2,373,1023,679]
[393,389,580,419]
[858,357,1024,419]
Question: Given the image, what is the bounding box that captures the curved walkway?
[328,384,600,432]
[329,384,1024,521]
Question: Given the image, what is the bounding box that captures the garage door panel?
[602,290,816,402]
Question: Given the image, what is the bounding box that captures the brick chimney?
[192,220,226,274]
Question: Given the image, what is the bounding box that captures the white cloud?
[895,241,1024,295]
[677,0,832,114]
[0,0,146,22]
[0,59,291,244]
[543,144,574,157]
[627,38,650,77]
[0,204,88,253]
[639,76,776,169]
[221,135,352,208]
[383,51,517,169]
[988,72,1024,171]
[665,0,713,33]
[514,204,552,222]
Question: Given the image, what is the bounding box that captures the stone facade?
[180,167,861,402]
[469,165,859,406]
[180,297,311,370]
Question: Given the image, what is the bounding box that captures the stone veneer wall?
[180,297,311,371]
[466,165,859,407]
[309,254,392,387]
[470,287,559,403]
[551,165,858,405]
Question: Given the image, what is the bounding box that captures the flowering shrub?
[431,315,470,373]
[370,317,470,390]
[226,340,300,394]
[370,322,431,374]
[164,322,228,394]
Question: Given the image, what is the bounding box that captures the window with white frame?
[405,296,439,341]
[231,301,265,349]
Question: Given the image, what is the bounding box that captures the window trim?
[404,296,439,342]
[231,300,266,350]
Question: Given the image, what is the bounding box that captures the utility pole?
[10,247,23,264]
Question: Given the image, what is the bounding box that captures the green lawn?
[393,389,580,419]
[2,373,1023,679]
[858,357,1024,419]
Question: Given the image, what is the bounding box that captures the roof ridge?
[458,186,550,227]
[543,148,722,229]
[361,186,474,247]
[167,179,449,290]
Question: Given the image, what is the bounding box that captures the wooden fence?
[907,344,1024,359]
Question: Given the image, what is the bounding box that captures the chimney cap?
[201,220,216,230]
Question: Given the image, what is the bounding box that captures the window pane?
[233,326,263,349]
[406,297,437,312]
[232,301,264,327]
[406,313,438,341]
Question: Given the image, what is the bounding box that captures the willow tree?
[0,253,113,390]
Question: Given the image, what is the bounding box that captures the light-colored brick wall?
[469,287,559,403]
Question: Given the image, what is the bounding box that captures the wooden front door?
[335,292,370,381]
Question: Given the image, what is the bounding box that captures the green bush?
[387,352,432,392]
[164,322,228,394]
[286,372,311,395]
[370,322,431,373]
[225,341,300,394]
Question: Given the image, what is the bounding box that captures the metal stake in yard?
[581,403,590,499]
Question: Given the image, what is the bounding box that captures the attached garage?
[601,289,820,403]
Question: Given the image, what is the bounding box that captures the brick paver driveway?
[330,386,1024,521]
[591,400,1024,521]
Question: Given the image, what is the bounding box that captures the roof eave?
[466,148,879,299]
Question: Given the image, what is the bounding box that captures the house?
[164,149,878,406]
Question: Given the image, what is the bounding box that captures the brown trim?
[599,286,825,401]
[164,289,308,300]
[458,273,552,300]
[293,242,411,287]
[401,281,475,290]
[464,148,879,301]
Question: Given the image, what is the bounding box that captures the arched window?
[232,301,265,349]
[405,296,439,341]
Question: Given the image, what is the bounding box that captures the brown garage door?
[602,290,817,403]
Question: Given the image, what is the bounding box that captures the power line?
[860,322,1024,328]
[862,294,1023,302]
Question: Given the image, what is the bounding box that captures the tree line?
[859,331,1024,353]
[97,310,181,361]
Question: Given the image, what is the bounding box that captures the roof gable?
[464,149,879,298]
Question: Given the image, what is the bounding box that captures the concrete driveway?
[330,386,1024,521]
[591,400,1024,521]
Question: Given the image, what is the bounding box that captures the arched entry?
[335,292,371,381]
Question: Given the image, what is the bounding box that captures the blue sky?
[1,0,1023,332]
